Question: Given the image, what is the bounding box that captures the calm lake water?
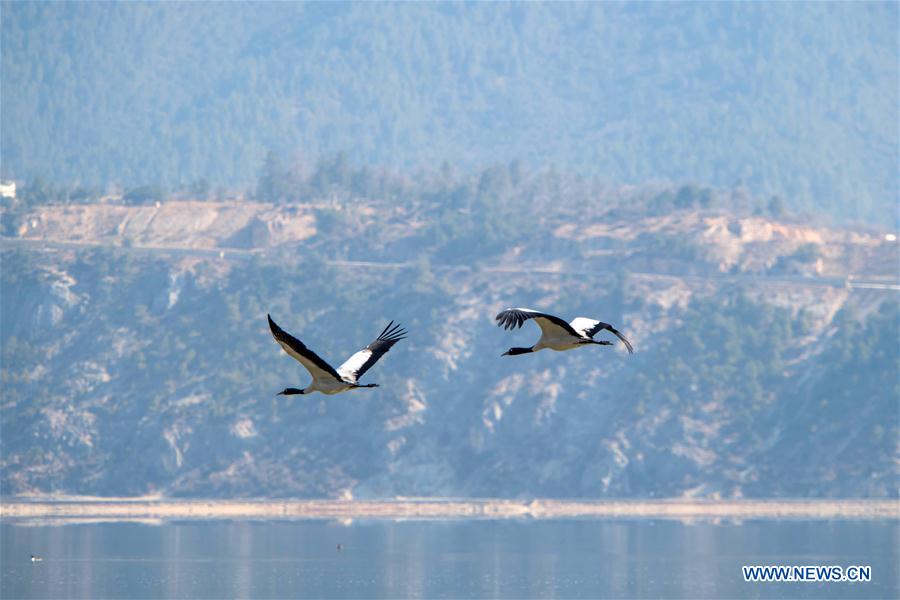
[2,519,897,599]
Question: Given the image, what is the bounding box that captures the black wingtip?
[379,320,395,338]
[610,327,634,354]
[379,321,407,342]
[495,309,527,331]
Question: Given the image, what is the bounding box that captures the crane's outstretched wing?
[337,321,407,384]
[268,314,343,383]
[569,317,634,354]
[495,308,580,338]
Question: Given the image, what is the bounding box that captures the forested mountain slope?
[2,2,897,222]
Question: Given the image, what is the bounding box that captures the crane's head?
[501,347,534,357]
[277,387,305,395]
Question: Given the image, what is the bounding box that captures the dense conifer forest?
[2,2,897,223]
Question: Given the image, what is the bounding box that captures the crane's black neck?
[278,387,305,395]
[503,347,534,356]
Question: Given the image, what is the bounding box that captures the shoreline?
[2,498,897,524]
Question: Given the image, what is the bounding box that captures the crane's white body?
[530,315,588,351]
[303,378,355,396]
[276,342,356,394]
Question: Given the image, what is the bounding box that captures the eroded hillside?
[1,190,897,498]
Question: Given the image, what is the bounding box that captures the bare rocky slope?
[1,195,897,499]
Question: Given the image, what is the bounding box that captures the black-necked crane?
[496,307,634,356]
[268,314,406,395]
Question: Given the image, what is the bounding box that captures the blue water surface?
[2,519,897,599]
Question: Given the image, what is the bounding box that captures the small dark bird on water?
[268,314,406,395]
[496,307,634,356]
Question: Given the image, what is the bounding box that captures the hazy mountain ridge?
[2,2,897,222]
[2,186,897,499]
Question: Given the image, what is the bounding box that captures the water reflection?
[2,519,897,599]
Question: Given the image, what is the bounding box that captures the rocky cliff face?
[2,197,897,499]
